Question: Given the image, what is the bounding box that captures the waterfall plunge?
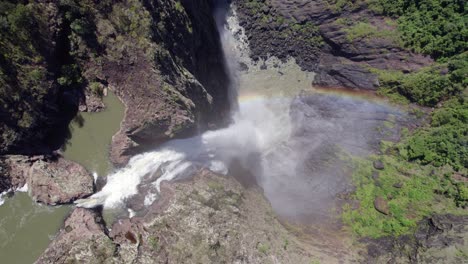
[76,4,293,210]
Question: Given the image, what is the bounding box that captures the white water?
[76,3,294,210]
[76,97,292,209]
[75,4,402,224]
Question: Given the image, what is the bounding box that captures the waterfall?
[75,3,293,211]
[76,3,401,225]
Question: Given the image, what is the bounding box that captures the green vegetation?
[344,21,400,44]
[343,152,466,238]
[343,1,467,238]
[257,242,270,255]
[326,0,467,59]
[403,99,467,170]
[89,82,103,96]
[0,1,52,147]
[348,58,467,238]
[368,0,467,59]
[374,53,467,107]
[174,1,184,13]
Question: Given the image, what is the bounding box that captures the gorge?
[0,0,467,263]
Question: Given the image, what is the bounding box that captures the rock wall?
[233,0,432,90]
[0,0,231,196]
[0,0,231,164]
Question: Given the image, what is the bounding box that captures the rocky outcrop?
[234,0,432,89]
[76,0,232,166]
[0,155,94,205]
[36,208,116,264]
[0,155,35,192]
[1,0,230,167]
[1,0,230,203]
[364,214,468,263]
[28,157,94,205]
[38,170,351,263]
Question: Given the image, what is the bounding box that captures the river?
[0,92,124,264]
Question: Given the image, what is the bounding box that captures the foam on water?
[76,96,292,209]
[76,2,403,224]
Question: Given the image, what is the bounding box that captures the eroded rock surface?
[39,170,355,263]
[234,0,432,89]
[28,157,94,205]
[364,214,468,264]
[0,155,94,205]
[36,208,116,264]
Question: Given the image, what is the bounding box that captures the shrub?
[403,99,468,170]
[369,0,467,59]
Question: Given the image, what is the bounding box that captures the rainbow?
[237,86,396,108]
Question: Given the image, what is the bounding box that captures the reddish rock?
[0,155,38,192]
[36,208,116,264]
[374,196,390,215]
[28,157,94,205]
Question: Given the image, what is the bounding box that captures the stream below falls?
[0,92,124,264]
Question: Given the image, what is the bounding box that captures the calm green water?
[0,92,124,264]
[63,92,125,177]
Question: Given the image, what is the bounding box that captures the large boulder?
[0,155,37,192]
[28,157,94,205]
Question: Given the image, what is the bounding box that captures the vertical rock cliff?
[0,0,230,164]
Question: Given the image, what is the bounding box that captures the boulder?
[374,196,390,215]
[0,155,37,192]
[373,160,385,170]
[28,157,94,205]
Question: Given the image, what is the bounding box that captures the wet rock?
[36,208,116,264]
[28,157,94,205]
[373,160,385,170]
[374,196,389,215]
[0,155,38,193]
[1,154,94,205]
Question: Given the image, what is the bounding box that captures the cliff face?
[0,0,230,163]
[0,1,75,154]
[233,0,432,90]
